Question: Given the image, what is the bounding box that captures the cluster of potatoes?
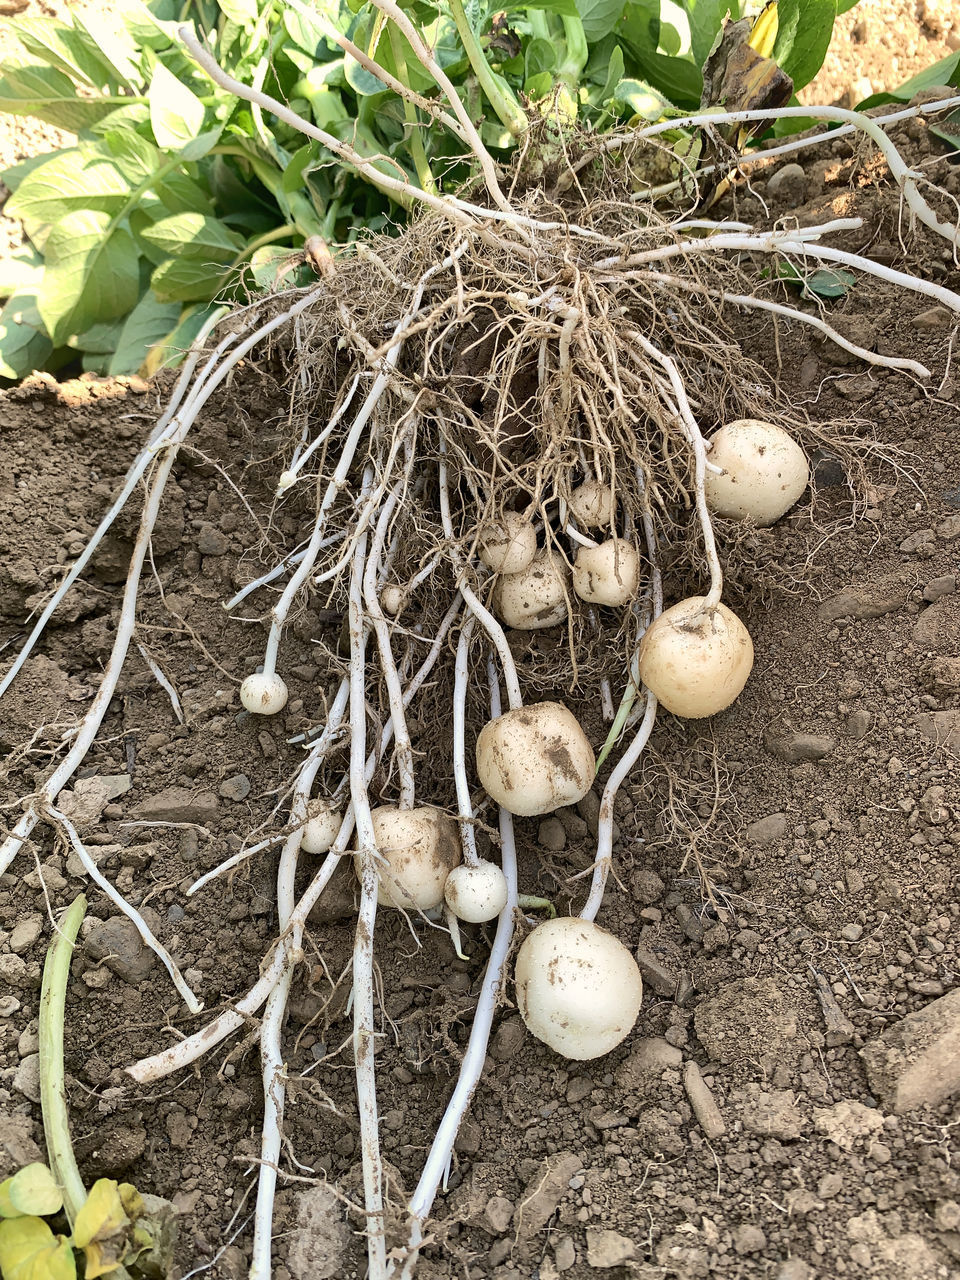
[240,420,810,1061]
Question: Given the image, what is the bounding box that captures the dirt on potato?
[1,116,960,1280]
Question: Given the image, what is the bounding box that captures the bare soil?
[2,75,960,1280]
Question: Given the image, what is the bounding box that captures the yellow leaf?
[82,1238,129,1279]
[0,1182,21,1221]
[367,9,387,57]
[72,1182,127,1250]
[0,1217,76,1280]
[748,1,779,58]
[6,1166,63,1219]
[117,1185,143,1222]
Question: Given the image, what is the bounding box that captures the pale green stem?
[228,222,297,269]
[447,0,527,137]
[556,14,588,93]
[518,894,556,917]
[39,894,88,1226]
[388,23,437,194]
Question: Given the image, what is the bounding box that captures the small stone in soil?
[683,1060,726,1139]
[219,773,251,801]
[860,987,960,1112]
[514,1152,581,1240]
[13,1053,40,1103]
[537,816,566,851]
[84,914,159,985]
[763,725,836,764]
[746,812,788,845]
[630,868,664,904]
[586,1228,635,1268]
[8,915,42,954]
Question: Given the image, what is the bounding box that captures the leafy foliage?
[0,0,852,379]
[0,1166,171,1280]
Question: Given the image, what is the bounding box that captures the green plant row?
[0,0,865,380]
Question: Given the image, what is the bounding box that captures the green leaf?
[154,170,216,217]
[0,63,132,131]
[627,49,701,106]
[99,129,161,182]
[773,0,837,92]
[217,0,259,25]
[524,0,579,13]
[0,291,53,380]
[609,75,673,118]
[108,291,182,374]
[12,18,121,90]
[151,257,226,303]
[683,0,735,54]
[70,9,141,87]
[149,62,206,149]
[74,317,127,354]
[37,211,140,345]
[659,0,695,55]
[0,246,44,298]
[930,109,960,153]
[1,152,54,194]
[775,260,856,298]
[0,1217,76,1280]
[143,301,222,375]
[577,0,627,41]
[6,145,132,234]
[283,7,333,55]
[138,212,245,262]
[248,244,296,289]
[86,103,152,135]
[890,52,960,99]
[525,36,557,80]
[178,129,224,162]
[6,1166,63,1219]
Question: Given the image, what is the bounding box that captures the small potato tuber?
[493,552,568,630]
[572,538,640,607]
[444,860,508,923]
[477,513,538,575]
[567,480,615,529]
[704,419,809,526]
[240,672,288,715]
[638,596,753,718]
[515,917,643,1060]
[360,805,461,911]
[476,702,595,817]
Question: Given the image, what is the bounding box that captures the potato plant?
[1,6,960,1279]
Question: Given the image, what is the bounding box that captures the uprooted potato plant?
[2,3,960,1275]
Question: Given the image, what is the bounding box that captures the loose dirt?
[2,80,960,1280]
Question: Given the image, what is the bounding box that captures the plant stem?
[388,23,437,195]
[39,894,88,1227]
[446,0,527,137]
[228,222,297,269]
[556,14,588,95]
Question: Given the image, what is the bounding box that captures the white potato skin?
[240,672,288,715]
[381,585,405,616]
[568,480,615,529]
[494,552,568,631]
[478,513,538,575]
[705,419,809,526]
[476,702,596,817]
[516,917,643,1060]
[638,596,753,719]
[360,806,461,911]
[573,538,640,607]
[444,860,508,923]
[300,806,343,855]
